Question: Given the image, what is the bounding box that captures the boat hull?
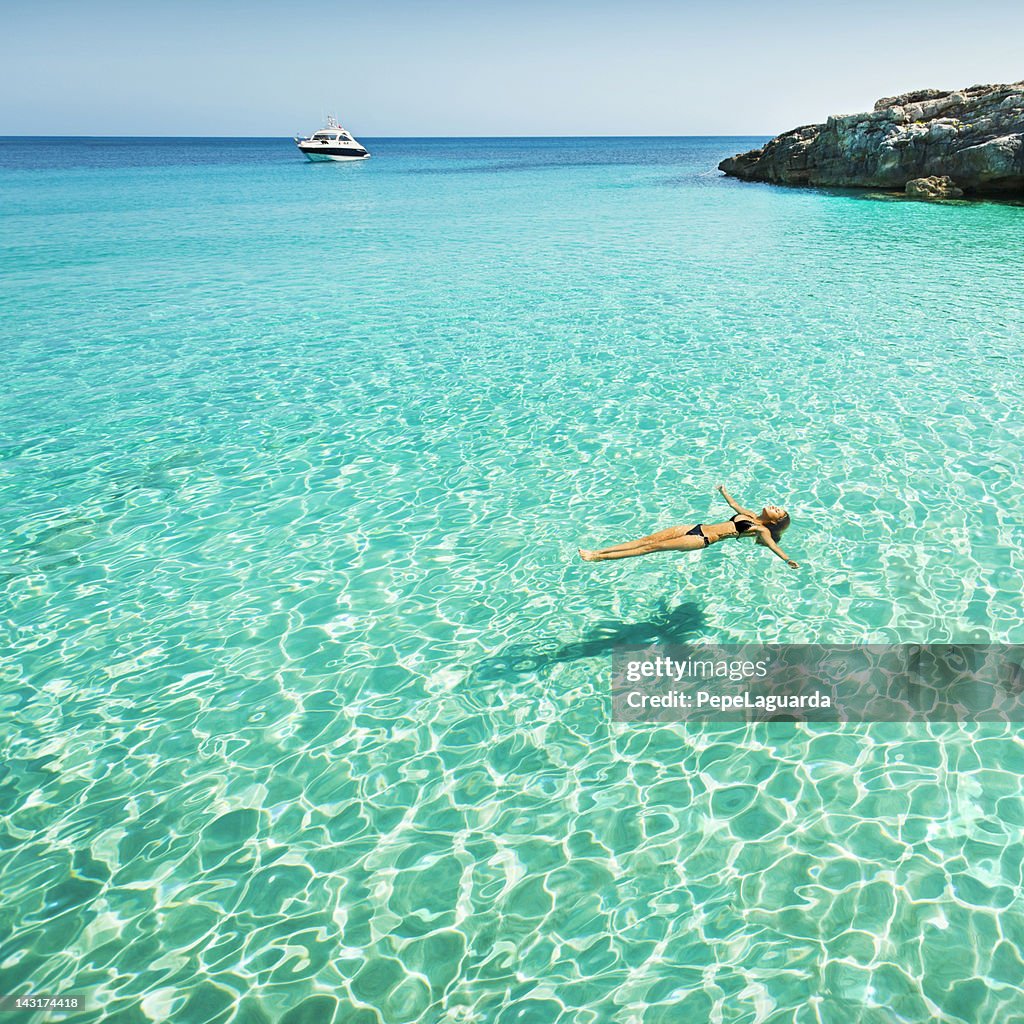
[298,145,370,162]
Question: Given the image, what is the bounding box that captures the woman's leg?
[579,525,706,561]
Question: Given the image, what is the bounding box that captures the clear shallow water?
[1,137,1023,1022]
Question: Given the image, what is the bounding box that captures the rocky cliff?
[719,82,1024,197]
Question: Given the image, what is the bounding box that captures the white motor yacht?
[294,116,370,161]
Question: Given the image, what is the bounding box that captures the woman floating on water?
[579,485,799,569]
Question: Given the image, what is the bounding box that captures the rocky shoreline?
[719,82,1024,199]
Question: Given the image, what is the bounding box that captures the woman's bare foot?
[578,548,601,562]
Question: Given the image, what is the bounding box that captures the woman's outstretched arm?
[716,484,755,518]
[754,526,800,569]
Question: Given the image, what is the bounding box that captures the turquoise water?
[2,136,1023,1022]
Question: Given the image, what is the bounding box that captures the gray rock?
[905,175,964,199]
[720,82,1024,196]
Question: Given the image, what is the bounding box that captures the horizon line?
[0,133,770,141]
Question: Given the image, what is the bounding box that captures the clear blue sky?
[3,0,1022,136]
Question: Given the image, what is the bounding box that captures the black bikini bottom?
[686,524,711,548]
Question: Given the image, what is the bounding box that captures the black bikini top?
[730,514,757,534]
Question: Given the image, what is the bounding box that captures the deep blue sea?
[2,136,1024,1023]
